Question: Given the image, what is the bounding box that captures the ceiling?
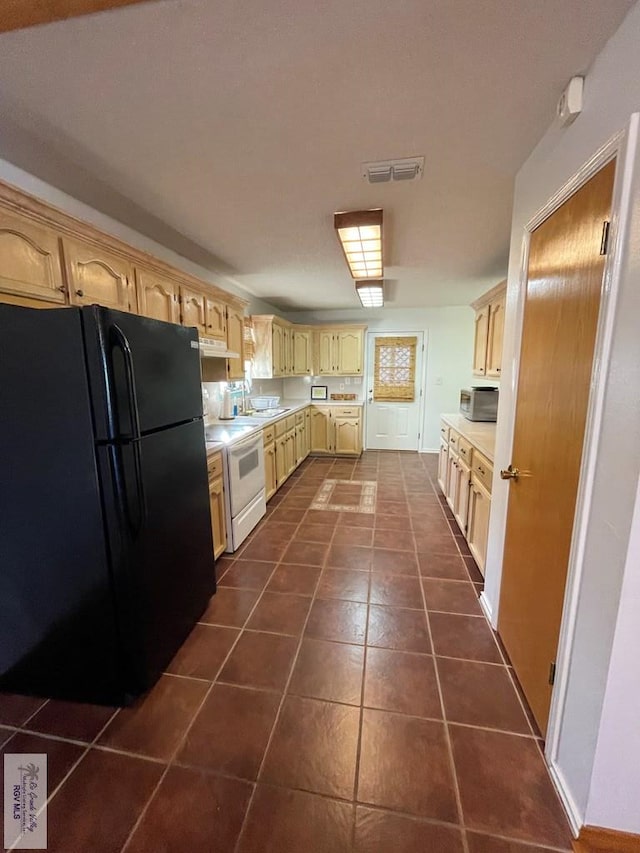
[0,0,633,311]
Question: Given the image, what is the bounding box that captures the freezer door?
[82,306,204,440]
[98,418,216,695]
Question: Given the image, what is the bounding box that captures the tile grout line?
[413,480,472,853]
[232,483,343,853]
[117,528,295,853]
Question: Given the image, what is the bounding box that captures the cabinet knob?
[57,285,66,293]
[76,289,84,297]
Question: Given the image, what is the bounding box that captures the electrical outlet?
[435,377,443,386]
[345,377,351,385]
[339,383,345,391]
[354,377,362,385]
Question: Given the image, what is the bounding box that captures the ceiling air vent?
[362,156,424,184]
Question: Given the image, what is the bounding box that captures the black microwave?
[460,387,499,422]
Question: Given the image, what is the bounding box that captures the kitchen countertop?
[204,399,364,455]
[440,413,496,462]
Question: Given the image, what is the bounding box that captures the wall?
[585,474,640,833]
[286,306,479,451]
[0,158,280,317]
[482,0,640,830]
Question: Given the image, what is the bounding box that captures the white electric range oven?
[205,424,266,552]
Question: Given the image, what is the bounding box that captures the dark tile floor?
[0,451,573,853]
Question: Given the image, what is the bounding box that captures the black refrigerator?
[0,304,216,705]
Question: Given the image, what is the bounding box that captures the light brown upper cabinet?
[316,327,365,375]
[226,305,245,381]
[205,296,227,341]
[136,267,178,323]
[63,238,135,312]
[292,329,312,375]
[471,281,506,378]
[0,208,66,306]
[180,285,207,336]
[251,316,293,377]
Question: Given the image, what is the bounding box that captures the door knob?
[500,465,520,481]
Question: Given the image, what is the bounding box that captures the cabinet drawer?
[275,416,289,437]
[295,409,305,425]
[332,406,360,418]
[448,429,460,452]
[472,450,493,494]
[457,435,473,464]
[439,421,450,443]
[285,415,296,432]
[207,450,223,481]
[263,425,275,445]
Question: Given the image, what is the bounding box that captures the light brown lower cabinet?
[310,407,362,456]
[209,475,227,560]
[264,441,277,500]
[467,474,491,575]
[439,419,493,577]
[275,433,289,488]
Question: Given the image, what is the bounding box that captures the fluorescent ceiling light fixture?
[355,280,384,308]
[334,209,383,279]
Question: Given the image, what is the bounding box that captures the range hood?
[199,336,240,359]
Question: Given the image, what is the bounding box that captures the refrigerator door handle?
[110,324,142,441]
[110,324,146,534]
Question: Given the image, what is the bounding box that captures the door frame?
[482,115,639,831]
[363,330,426,451]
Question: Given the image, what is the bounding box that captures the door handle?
[500,465,520,481]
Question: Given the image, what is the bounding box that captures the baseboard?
[573,825,640,852]
[479,591,494,623]
[548,759,582,835]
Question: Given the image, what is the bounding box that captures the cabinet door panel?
[334,417,361,455]
[276,434,288,486]
[209,476,227,559]
[181,286,207,335]
[453,459,471,533]
[486,294,505,378]
[467,475,490,576]
[310,408,331,452]
[437,441,449,493]
[205,297,227,340]
[264,442,277,500]
[293,330,312,375]
[136,268,178,323]
[472,307,489,376]
[226,305,245,380]
[0,209,65,303]
[64,238,134,312]
[318,331,334,374]
[336,330,363,375]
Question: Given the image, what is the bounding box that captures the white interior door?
[365,332,424,451]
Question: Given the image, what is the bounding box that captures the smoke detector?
[362,156,424,184]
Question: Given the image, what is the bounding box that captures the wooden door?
[472,306,489,375]
[209,476,227,559]
[180,286,207,335]
[64,238,134,311]
[295,425,304,464]
[486,293,505,378]
[446,451,459,512]
[467,474,490,576]
[226,306,245,381]
[0,209,66,305]
[286,432,297,475]
[311,408,331,452]
[337,329,363,375]
[318,331,334,374]
[304,409,311,457]
[205,297,227,340]
[334,417,360,455]
[264,442,277,500]
[136,268,178,323]
[498,159,616,735]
